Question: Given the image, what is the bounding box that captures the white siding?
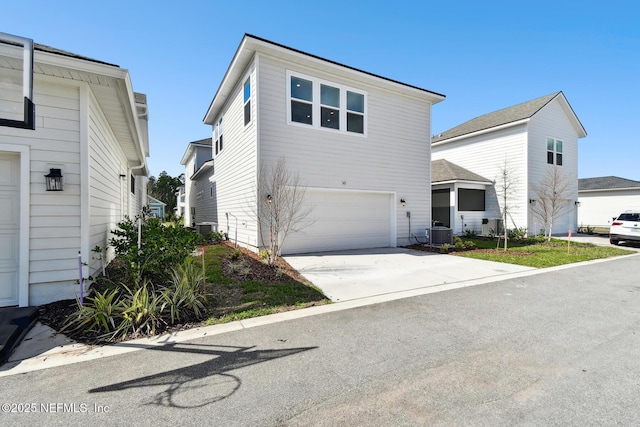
[578,190,640,228]
[0,77,83,305]
[527,99,580,234]
[211,60,259,250]
[256,55,431,247]
[88,88,131,278]
[432,124,528,231]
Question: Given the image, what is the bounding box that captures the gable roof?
[579,176,640,191]
[180,138,213,165]
[432,91,586,144]
[204,34,445,124]
[432,159,493,184]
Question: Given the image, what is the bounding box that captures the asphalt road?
[2,253,640,426]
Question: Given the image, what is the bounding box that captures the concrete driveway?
[284,247,534,302]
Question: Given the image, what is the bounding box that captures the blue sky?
[4,1,639,180]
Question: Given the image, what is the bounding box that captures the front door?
[0,152,20,306]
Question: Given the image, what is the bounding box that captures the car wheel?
[610,238,619,245]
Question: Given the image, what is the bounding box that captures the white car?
[610,211,640,245]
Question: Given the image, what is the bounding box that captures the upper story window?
[215,117,224,155]
[243,79,251,126]
[547,137,563,166]
[287,71,366,135]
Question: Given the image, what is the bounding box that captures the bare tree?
[257,157,312,266]
[531,167,574,240]
[495,159,519,250]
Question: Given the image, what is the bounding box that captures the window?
[547,137,563,166]
[458,189,485,211]
[130,174,135,194]
[215,117,223,155]
[347,91,364,133]
[291,76,313,125]
[288,72,366,135]
[243,79,251,126]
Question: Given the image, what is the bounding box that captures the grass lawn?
[196,243,331,325]
[452,237,634,268]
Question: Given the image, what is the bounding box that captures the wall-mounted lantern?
[529,199,536,204]
[575,201,581,207]
[45,168,63,191]
[266,194,273,203]
[400,198,406,207]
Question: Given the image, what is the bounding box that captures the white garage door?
[282,190,392,254]
[0,152,20,306]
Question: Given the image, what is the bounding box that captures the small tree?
[531,167,574,240]
[148,171,184,214]
[257,157,312,266]
[495,159,519,250]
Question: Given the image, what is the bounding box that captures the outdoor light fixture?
[266,194,273,203]
[529,199,536,204]
[575,201,581,207]
[45,168,63,191]
[400,198,406,207]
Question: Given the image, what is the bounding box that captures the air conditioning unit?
[430,226,453,246]
[482,219,504,236]
[195,222,217,237]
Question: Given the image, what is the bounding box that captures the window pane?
[291,77,312,101]
[321,84,340,108]
[556,153,563,166]
[244,79,250,103]
[347,112,364,133]
[219,135,223,151]
[244,101,251,125]
[547,151,554,164]
[556,140,563,153]
[347,91,364,113]
[458,189,485,211]
[321,107,340,129]
[547,138,554,151]
[291,100,312,124]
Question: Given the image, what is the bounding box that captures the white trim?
[286,70,368,137]
[0,143,30,307]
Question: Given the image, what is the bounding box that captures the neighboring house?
[578,176,640,228]
[194,34,445,254]
[180,138,216,231]
[174,186,186,219]
[431,92,587,236]
[148,196,166,219]
[0,33,149,307]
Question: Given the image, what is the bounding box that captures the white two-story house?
[431,92,587,236]
[197,34,445,254]
[0,33,149,307]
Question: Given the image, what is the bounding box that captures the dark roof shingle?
[579,176,640,191]
[432,159,492,184]
[432,92,561,143]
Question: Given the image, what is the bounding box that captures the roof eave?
[432,118,530,146]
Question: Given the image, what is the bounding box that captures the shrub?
[118,281,165,339]
[229,248,242,260]
[163,259,207,324]
[440,243,450,253]
[258,249,271,263]
[454,237,466,250]
[109,215,203,285]
[207,230,226,243]
[507,227,528,241]
[62,289,122,336]
[464,240,476,249]
[464,229,477,237]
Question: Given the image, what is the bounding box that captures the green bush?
[62,289,122,336]
[109,215,203,284]
[119,281,165,339]
[507,227,528,241]
[440,243,450,253]
[163,259,207,324]
[464,229,478,237]
[229,248,242,260]
[207,230,227,243]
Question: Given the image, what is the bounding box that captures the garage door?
[0,152,20,306]
[282,190,392,254]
